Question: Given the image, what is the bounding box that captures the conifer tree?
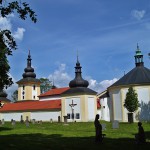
[124,86,139,123]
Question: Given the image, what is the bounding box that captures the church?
[0,51,98,122]
[98,45,150,122]
[0,45,150,122]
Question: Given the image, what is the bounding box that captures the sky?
[1,0,150,98]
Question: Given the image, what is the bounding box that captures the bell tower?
[134,44,144,67]
[16,51,41,101]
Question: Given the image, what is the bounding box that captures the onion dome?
[69,56,89,88]
[22,50,36,78]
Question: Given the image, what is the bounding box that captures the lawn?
[0,121,150,150]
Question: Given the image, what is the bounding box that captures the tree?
[11,90,18,102]
[0,0,37,91]
[124,86,139,123]
[40,78,52,94]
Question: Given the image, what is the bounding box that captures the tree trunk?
[128,113,133,123]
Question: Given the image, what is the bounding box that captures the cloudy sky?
[1,0,150,98]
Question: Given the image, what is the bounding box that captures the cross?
[69,100,77,120]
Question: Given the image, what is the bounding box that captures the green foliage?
[124,87,139,113]
[40,78,52,93]
[0,0,37,90]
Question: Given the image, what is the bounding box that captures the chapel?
[98,45,150,122]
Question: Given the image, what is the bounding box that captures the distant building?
[0,51,98,122]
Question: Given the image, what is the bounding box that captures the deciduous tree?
[0,0,37,91]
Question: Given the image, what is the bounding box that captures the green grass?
[0,121,150,150]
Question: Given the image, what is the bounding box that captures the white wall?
[31,111,61,121]
[39,96,61,101]
[100,97,110,121]
[113,89,122,121]
[1,113,23,121]
[87,97,95,121]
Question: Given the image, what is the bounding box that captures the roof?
[61,87,97,95]
[97,90,109,98]
[109,66,150,88]
[16,77,41,84]
[39,87,70,97]
[0,100,61,112]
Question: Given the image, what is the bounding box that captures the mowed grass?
[0,121,150,150]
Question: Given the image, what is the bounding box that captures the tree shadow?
[0,126,12,131]
[0,133,149,150]
[138,101,150,121]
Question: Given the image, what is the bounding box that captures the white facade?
[109,86,150,122]
[99,97,110,121]
[65,97,81,122]
[0,112,23,121]
[0,111,61,122]
[31,111,61,121]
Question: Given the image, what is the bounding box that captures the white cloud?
[88,77,118,93]
[13,27,26,41]
[48,63,72,87]
[0,15,25,41]
[131,10,145,20]
[48,63,118,93]
[0,16,12,30]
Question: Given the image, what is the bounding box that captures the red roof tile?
[0,100,61,112]
[38,87,70,97]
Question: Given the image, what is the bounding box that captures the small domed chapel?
[0,51,98,122]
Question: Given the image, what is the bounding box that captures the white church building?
[0,45,150,122]
[0,52,98,122]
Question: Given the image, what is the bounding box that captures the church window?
[33,85,36,90]
[23,96,24,99]
[22,91,25,95]
[23,85,25,90]
[71,113,74,119]
[33,96,35,99]
[67,113,70,119]
[76,113,80,119]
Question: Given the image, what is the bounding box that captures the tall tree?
[124,86,139,123]
[0,0,37,91]
[40,78,52,94]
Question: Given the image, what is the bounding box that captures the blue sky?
[1,0,150,97]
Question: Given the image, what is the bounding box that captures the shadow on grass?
[0,126,12,131]
[0,133,149,150]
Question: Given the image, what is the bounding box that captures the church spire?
[134,44,144,67]
[69,55,89,88]
[22,50,36,78]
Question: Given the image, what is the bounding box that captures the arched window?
[23,85,25,90]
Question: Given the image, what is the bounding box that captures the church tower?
[16,51,41,101]
[61,56,97,122]
[134,44,144,67]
